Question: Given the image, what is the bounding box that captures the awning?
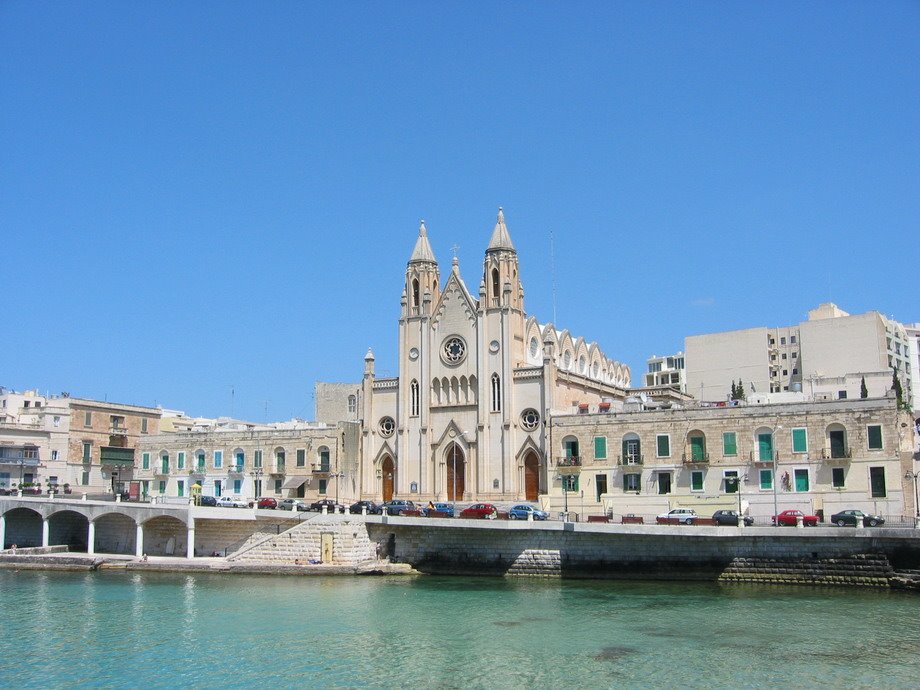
[281,475,309,489]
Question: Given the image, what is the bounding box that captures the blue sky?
[2,2,918,421]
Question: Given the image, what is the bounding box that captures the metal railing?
[821,447,852,460]
[617,454,643,466]
[682,452,710,464]
[556,456,582,468]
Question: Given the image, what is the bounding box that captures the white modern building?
[644,352,686,392]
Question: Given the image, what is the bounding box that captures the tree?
[860,376,868,399]
[892,370,906,409]
[730,381,738,400]
[736,380,746,402]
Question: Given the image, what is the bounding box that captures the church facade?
[352,209,634,504]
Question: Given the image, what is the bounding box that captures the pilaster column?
[42,517,50,547]
[135,522,144,558]
[87,521,96,555]
[186,519,195,559]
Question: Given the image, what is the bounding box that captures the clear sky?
[2,2,918,421]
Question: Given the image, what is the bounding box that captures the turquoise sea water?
[0,570,918,689]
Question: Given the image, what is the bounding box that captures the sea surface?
[0,570,917,689]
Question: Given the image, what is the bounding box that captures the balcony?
[682,452,710,465]
[109,425,128,436]
[227,465,244,475]
[556,456,582,475]
[189,465,207,475]
[271,463,286,475]
[154,465,170,476]
[617,454,643,467]
[100,447,135,466]
[0,447,41,465]
[311,463,332,476]
[821,447,852,462]
[750,450,779,466]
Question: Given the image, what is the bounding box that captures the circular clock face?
[489,340,500,353]
[409,347,419,361]
[442,336,467,364]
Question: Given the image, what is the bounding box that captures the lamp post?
[250,468,264,500]
[905,470,920,528]
[772,425,783,526]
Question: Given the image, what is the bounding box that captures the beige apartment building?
[542,395,916,522]
[685,303,913,405]
[136,422,360,503]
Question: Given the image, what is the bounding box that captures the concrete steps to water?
[230,515,376,565]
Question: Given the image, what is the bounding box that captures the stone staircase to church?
[228,515,376,565]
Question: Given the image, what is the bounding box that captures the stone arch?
[826,422,848,458]
[445,443,465,501]
[523,451,540,500]
[141,515,188,557]
[381,455,395,502]
[432,377,442,404]
[48,509,90,552]
[2,506,42,548]
[94,512,138,555]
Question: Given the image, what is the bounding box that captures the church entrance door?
[446,444,465,501]
[381,457,394,502]
[524,452,540,501]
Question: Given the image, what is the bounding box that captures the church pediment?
[432,272,477,326]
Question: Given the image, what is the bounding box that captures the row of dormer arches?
[431,375,478,406]
[524,317,630,387]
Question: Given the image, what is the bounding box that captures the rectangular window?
[792,428,807,453]
[82,442,92,463]
[161,456,169,474]
[296,449,306,467]
[794,468,809,492]
[142,452,150,470]
[51,450,59,461]
[869,467,886,498]
[791,336,796,344]
[656,435,670,458]
[657,472,671,495]
[690,470,704,492]
[594,436,607,460]
[838,390,847,399]
[158,480,166,494]
[141,480,149,498]
[84,411,92,427]
[233,479,242,494]
[235,451,244,468]
[214,450,223,468]
[831,467,845,488]
[759,469,773,490]
[780,337,786,345]
[214,480,222,497]
[141,418,148,434]
[622,473,640,492]
[254,450,263,468]
[177,451,185,470]
[197,453,205,469]
[867,425,883,450]
[724,470,739,494]
[319,478,328,495]
[274,479,282,493]
[722,432,737,456]
[82,470,90,486]
[595,474,607,502]
[177,480,185,498]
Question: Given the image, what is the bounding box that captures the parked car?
[310,499,346,513]
[772,509,819,526]
[423,502,455,517]
[382,499,418,516]
[459,503,498,519]
[257,497,278,509]
[349,500,382,515]
[508,504,549,520]
[830,509,884,527]
[198,495,217,507]
[656,508,698,525]
[277,498,309,512]
[712,509,754,526]
[216,496,248,508]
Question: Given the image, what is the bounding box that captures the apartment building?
[644,353,686,392]
[544,395,915,521]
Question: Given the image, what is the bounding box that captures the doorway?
[447,444,465,501]
[524,452,540,501]
[381,456,394,502]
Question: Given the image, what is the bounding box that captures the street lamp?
[772,425,783,527]
[905,470,919,527]
[250,468,264,500]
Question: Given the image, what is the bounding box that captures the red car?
[772,509,819,526]
[257,497,278,509]
[459,503,498,519]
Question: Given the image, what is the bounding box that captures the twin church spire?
[403,208,522,318]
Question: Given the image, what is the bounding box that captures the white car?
[656,508,698,525]
[216,495,249,508]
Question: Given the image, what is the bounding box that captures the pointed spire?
[487,206,515,252]
[409,219,437,264]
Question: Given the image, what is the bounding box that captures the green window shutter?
[142,453,150,470]
[296,449,306,467]
[792,428,807,453]
[759,469,773,490]
[867,425,883,450]
[656,435,669,457]
[594,437,607,460]
[691,471,703,491]
[722,432,737,456]
[622,474,630,491]
[832,467,845,488]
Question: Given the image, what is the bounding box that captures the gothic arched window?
[491,268,500,303]
[412,279,420,309]
[491,373,501,413]
[410,379,420,417]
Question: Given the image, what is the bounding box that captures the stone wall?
[194,517,299,557]
[232,515,375,565]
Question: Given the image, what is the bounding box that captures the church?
[340,209,635,504]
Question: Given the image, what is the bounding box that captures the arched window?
[410,379,420,416]
[491,373,501,412]
[491,268,500,302]
[412,278,420,309]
